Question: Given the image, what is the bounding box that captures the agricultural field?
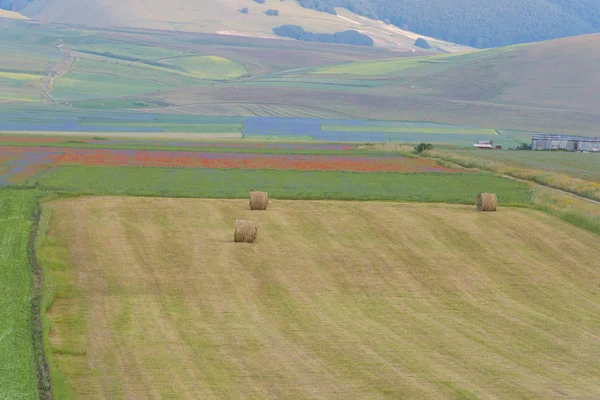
[29,167,530,203]
[0,138,530,206]
[0,189,40,400]
[0,107,522,146]
[38,197,600,399]
[0,133,599,400]
[1,16,600,400]
[435,149,600,183]
[3,20,600,137]
[0,107,245,134]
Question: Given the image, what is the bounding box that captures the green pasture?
[68,98,170,110]
[29,166,532,204]
[52,71,174,101]
[0,140,371,155]
[72,54,198,81]
[76,122,244,133]
[442,149,600,183]
[243,135,315,141]
[167,55,247,79]
[0,45,61,74]
[233,80,366,91]
[322,125,498,135]
[0,189,39,400]
[313,46,521,76]
[52,52,245,100]
[65,37,189,60]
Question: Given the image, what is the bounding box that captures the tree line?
[273,25,374,46]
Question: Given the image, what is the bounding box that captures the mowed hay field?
[40,198,600,399]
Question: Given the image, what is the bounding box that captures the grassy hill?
[39,197,600,398]
[18,0,466,51]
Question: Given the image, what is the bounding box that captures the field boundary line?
[28,202,53,400]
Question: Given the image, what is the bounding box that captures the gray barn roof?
[532,134,600,143]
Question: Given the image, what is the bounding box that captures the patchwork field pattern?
[0,108,510,145]
[39,198,600,399]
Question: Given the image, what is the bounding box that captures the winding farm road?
[43,45,75,102]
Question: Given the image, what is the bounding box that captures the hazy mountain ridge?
[298,0,600,47]
[3,0,467,51]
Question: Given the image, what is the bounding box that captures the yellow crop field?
[0,71,44,81]
[40,198,600,399]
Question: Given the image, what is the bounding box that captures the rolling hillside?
[1,18,599,136]
[310,33,600,114]
[146,33,600,135]
[393,34,600,115]
[16,0,466,51]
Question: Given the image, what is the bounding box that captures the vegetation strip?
[29,201,53,400]
[27,167,531,204]
[0,190,39,399]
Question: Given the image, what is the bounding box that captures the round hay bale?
[476,193,498,211]
[234,220,258,243]
[249,191,268,210]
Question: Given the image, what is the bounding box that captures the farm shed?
[473,140,494,149]
[531,134,600,152]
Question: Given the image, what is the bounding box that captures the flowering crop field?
[30,166,532,204]
[0,145,464,185]
[0,143,532,206]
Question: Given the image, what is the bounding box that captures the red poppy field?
[0,145,465,183]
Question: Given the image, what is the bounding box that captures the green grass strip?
[29,166,532,205]
[322,125,498,135]
[0,189,40,400]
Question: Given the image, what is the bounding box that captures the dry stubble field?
[40,198,600,399]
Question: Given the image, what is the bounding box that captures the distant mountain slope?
[406,34,600,113]
[298,0,600,47]
[13,0,467,51]
[147,33,600,135]
[310,33,600,114]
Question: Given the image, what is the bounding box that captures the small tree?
[265,9,279,16]
[415,37,430,49]
[239,7,249,14]
[414,142,433,153]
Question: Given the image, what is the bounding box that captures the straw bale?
[250,191,268,210]
[476,193,498,211]
[234,220,258,243]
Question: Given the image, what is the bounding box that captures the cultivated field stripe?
[40,198,600,399]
